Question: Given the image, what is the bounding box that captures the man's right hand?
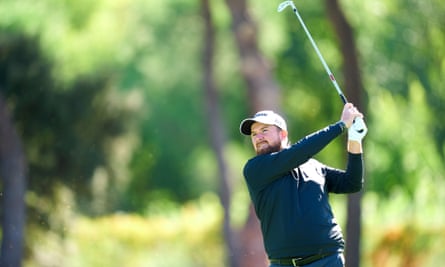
[340,103,364,128]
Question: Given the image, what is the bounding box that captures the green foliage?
[273,0,348,167]
[23,187,445,267]
[362,176,445,267]
[342,0,445,157]
[1,0,445,264]
[0,32,132,217]
[365,80,443,197]
[272,0,445,200]
[25,194,225,267]
[118,0,249,211]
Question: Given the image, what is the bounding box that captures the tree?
[224,0,282,113]
[0,94,26,267]
[223,0,282,266]
[201,0,238,265]
[0,32,131,266]
[325,0,365,266]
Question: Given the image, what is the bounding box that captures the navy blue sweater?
[243,122,364,259]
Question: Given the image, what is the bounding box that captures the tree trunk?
[224,0,282,266]
[224,0,282,113]
[238,205,268,267]
[0,94,26,267]
[325,0,365,266]
[201,1,239,266]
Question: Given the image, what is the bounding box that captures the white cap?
[240,110,287,135]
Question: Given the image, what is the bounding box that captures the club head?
[277,1,294,12]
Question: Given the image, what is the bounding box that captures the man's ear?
[279,129,290,147]
[280,129,288,139]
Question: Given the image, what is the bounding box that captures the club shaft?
[289,3,347,104]
[280,1,366,131]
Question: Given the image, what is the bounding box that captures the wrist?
[348,140,363,153]
[337,120,347,132]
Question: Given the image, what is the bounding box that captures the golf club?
[278,0,365,132]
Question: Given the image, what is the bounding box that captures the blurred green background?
[0,0,444,266]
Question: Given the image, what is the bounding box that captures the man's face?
[250,122,285,155]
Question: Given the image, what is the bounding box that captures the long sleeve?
[325,153,364,193]
[244,121,345,191]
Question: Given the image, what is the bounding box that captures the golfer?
[240,103,367,267]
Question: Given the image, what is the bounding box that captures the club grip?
[339,94,348,104]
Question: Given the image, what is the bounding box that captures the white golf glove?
[348,117,368,142]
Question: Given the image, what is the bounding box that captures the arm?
[326,102,367,192]
[348,140,363,154]
[244,102,367,190]
[326,153,364,193]
[244,121,345,190]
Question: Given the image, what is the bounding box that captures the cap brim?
[240,119,256,135]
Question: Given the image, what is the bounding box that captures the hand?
[340,103,363,128]
[348,117,368,142]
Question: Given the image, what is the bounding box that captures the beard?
[255,141,282,155]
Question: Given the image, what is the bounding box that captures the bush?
[25,194,226,267]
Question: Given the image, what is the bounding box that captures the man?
[239,103,367,267]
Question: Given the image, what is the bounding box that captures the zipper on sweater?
[291,168,300,190]
[291,168,301,214]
